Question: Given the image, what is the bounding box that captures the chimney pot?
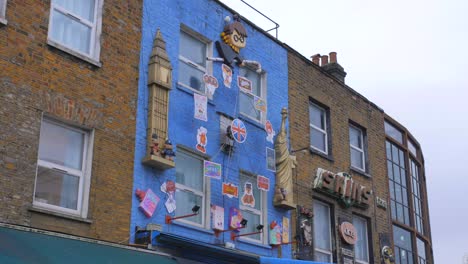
[329,52,337,63]
[321,55,329,66]
[311,54,321,65]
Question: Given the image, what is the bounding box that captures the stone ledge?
[28,206,93,224]
[142,155,175,170]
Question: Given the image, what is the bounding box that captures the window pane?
[51,10,92,54]
[174,190,202,225]
[393,225,412,250]
[239,210,261,240]
[54,0,95,21]
[313,201,331,251]
[408,140,417,157]
[386,141,392,160]
[349,126,362,147]
[239,68,261,97]
[179,31,206,67]
[38,120,84,170]
[178,61,205,92]
[385,121,403,143]
[239,91,261,120]
[309,104,325,129]
[351,148,364,169]
[353,216,369,262]
[35,166,79,210]
[315,251,332,262]
[310,128,326,152]
[175,151,203,191]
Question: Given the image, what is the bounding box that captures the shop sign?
[257,175,270,191]
[313,168,372,208]
[341,247,354,257]
[339,222,358,245]
[376,196,388,210]
[222,183,239,198]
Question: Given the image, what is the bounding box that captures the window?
[416,238,427,264]
[178,30,209,94]
[410,160,424,234]
[385,121,403,144]
[239,172,265,243]
[349,124,366,172]
[408,139,417,157]
[387,141,410,225]
[353,216,370,264]
[393,225,414,264]
[175,149,209,228]
[0,0,7,24]
[239,67,266,123]
[34,119,93,217]
[47,0,102,63]
[313,200,332,262]
[309,103,328,154]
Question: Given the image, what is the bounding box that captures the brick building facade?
[287,49,433,264]
[0,0,142,242]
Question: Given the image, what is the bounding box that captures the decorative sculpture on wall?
[273,108,297,210]
[216,14,247,66]
[295,206,314,260]
[379,233,396,264]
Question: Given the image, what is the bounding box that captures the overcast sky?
[220,0,468,262]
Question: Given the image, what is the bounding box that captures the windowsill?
[29,206,93,224]
[350,167,372,178]
[238,237,272,249]
[309,147,334,162]
[176,83,215,106]
[47,39,102,67]
[171,220,214,235]
[0,17,7,25]
[238,114,264,130]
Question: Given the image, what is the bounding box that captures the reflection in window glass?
[178,31,207,93]
[385,121,403,143]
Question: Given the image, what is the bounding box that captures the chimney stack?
[321,52,347,83]
[311,54,321,65]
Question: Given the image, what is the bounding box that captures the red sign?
[257,175,270,191]
[339,222,358,245]
[222,183,239,198]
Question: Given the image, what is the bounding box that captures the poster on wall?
[222,64,233,88]
[230,119,247,143]
[257,175,270,191]
[229,207,243,229]
[203,74,219,98]
[282,217,290,243]
[161,180,176,214]
[265,120,276,144]
[212,205,225,231]
[194,93,208,121]
[269,220,282,245]
[222,182,239,198]
[241,182,255,207]
[237,76,252,93]
[204,160,222,180]
[196,126,208,153]
[136,189,160,218]
[266,147,276,172]
[254,95,267,113]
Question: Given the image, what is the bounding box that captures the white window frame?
[177,27,212,96]
[313,200,333,262]
[174,149,210,229]
[239,172,267,244]
[309,103,328,154]
[353,215,370,264]
[349,124,366,172]
[47,0,103,66]
[33,118,94,218]
[239,68,267,124]
[0,0,7,25]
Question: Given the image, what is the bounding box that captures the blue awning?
[260,256,333,264]
[0,224,178,264]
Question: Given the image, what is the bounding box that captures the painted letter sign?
[222,183,239,198]
[339,222,358,245]
[204,160,221,179]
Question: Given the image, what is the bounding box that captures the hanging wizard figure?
[216,14,247,67]
[273,108,297,210]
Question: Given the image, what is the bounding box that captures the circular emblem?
[339,222,358,245]
[230,119,247,143]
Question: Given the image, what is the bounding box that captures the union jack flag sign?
[230,119,247,143]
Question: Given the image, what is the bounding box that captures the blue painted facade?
[131,0,291,260]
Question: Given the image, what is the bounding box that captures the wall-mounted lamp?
[231,224,264,240]
[165,205,200,224]
[214,218,248,237]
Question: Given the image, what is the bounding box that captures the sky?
[220,0,468,262]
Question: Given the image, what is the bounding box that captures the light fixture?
[213,218,248,237]
[165,205,200,224]
[231,224,264,241]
